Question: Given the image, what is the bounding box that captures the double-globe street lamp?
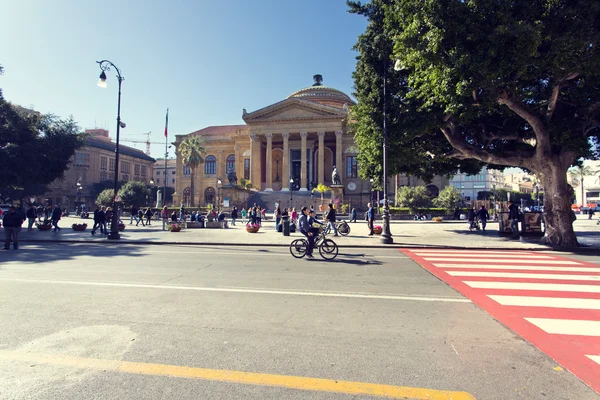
[96,59,125,240]
[380,62,393,244]
[217,178,222,212]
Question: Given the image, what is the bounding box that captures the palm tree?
[568,165,598,206]
[179,136,206,207]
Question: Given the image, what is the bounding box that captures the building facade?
[153,159,177,189]
[43,129,155,210]
[174,76,376,208]
[449,167,507,202]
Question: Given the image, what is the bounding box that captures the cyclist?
[325,203,338,236]
[298,207,314,258]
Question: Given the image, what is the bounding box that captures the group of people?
[2,204,64,249]
[466,206,490,231]
[91,206,116,235]
[129,206,155,227]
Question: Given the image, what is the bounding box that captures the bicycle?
[289,226,339,260]
[323,220,351,236]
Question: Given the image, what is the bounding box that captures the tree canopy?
[396,186,432,213]
[434,186,462,212]
[117,181,151,208]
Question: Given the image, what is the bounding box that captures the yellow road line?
[0,350,476,399]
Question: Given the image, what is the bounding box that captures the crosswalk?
[402,248,600,394]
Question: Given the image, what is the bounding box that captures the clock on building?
[347,182,357,191]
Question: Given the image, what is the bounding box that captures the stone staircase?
[246,190,318,212]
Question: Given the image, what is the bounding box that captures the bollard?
[282,215,290,236]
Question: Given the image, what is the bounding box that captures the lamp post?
[76,181,83,215]
[380,62,393,244]
[96,59,124,240]
[289,178,294,207]
[217,178,222,212]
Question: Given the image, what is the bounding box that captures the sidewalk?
[14,216,600,250]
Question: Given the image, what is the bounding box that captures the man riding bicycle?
[298,206,322,259]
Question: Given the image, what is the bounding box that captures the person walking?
[257,207,263,227]
[275,206,282,230]
[179,203,185,222]
[325,203,338,236]
[467,207,476,230]
[136,208,145,226]
[145,208,153,226]
[91,206,102,235]
[36,205,44,222]
[231,207,238,226]
[478,205,489,231]
[44,205,51,221]
[3,206,23,250]
[51,205,62,232]
[367,202,375,236]
[291,208,298,225]
[350,207,357,223]
[130,206,137,225]
[26,205,36,231]
[241,208,247,223]
[508,201,520,239]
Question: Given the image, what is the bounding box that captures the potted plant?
[118,220,126,231]
[373,225,383,234]
[246,222,260,233]
[432,216,444,222]
[36,219,53,231]
[168,223,182,232]
[71,223,88,232]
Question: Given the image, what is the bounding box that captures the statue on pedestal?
[332,165,341,185]
[227,170,238,186]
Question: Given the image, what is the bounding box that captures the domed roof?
[287,75,354,108]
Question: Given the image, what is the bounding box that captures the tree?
[178,136,206,207]
[312,183,331,205]
[349,0,600,247]
[477,191,493,201]
[396,186,432,213]
[568,165,599,206]
[90,180,126,202]
[117,181,150,208]
[434,186,462,212]
[96,189,114,207]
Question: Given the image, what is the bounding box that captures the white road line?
[415,253,552,258]
[410,250,534,255]
[0,278,470,303]
[525,318,600,336]
[434,264,600,273]
[488,295,600,310]
[447,271,600,281]
[423,258,581,264]
[464,281,600,293]
[586,355,600,365]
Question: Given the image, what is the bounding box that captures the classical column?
[281,132,290,191]
[317,131,325,185]
[300,132,308,191]
[335,131,343,185]
[234,145,241,185]
[217,150,224,180]
[250,133,261,190]
[265,133,273,191]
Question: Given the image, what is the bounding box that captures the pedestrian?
[130,206,137,225]
[350,207,357,223]
[51,205,62,232]
[298,206,315,259]
[136,208,145,226]
[36,205,44,222]
[26,204,37,231]
[367,202,375,236]
[179,203,185,222]
[44,205,51,221]
[241,207,247,223]
[105,208,112,232]
[589,208,595,220]
[508,201,520,239]
[291,208,298,225]
[260,207,266,226]
[467,207,476,230]
[325,203,338,236]
[453,207,461,220]
[478,206,489,231]
[145,208,153,226]
[231,207,238,226]
[91,206,102,235]
[171,211,178,222]
[3,206,22,250]
[275,206,282,230]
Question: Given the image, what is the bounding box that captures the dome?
[287,75,355,108]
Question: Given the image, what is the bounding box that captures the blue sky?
[0,0,367,158]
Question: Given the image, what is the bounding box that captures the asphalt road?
[0,244,597,400]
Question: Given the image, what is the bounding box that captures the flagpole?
[162,108,169,230]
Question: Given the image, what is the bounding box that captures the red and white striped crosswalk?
[402,248,600,394]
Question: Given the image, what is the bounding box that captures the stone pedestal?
[330,185,344,208]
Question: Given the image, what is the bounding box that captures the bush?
[396,186,432,214]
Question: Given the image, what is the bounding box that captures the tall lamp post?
[96,59,124,240]
[380,61,393,244]
[76,181,83,215]
[217,178,222,212]
[289,178,294,207]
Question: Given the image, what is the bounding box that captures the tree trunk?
[190,169,195,207]
[538,163,578,247]
[581,175,585,207]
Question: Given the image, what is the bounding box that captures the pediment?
[243,98,347,123]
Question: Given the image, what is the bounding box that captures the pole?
[163,108,169,208]
[108,74,123,240]
[381,60,393,244]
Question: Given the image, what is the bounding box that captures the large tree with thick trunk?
[349,0,600,247]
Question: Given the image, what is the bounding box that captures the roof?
[84,136,156,162]
[287,85,355,108]
[186,125,248,137]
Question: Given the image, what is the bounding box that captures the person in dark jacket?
[477,206,489,231]
[508,201,520,238]
[91,206,102,235]
[367,203,375,236]
[325,203,338,236]
[3,206,22,250]
[231,207,238,226]
[298,206,316,258]
[26,205,37,231]
[145,208,153,226]
[36,205,44,222]
[350,207,357,223]
[51,205,62,232]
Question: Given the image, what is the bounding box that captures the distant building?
[42,129,155,210]
[568,160,600,206]
[449,167,507,202]
[153,159,177,189]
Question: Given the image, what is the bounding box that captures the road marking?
[423,258,581,264]
[414,253,552,258]
[434,264,600,272]
[447,271,600,281]
[587,355,600,365]
[410,250,534,255]
[525,318,600,336]
[488,295,600,310]
[0,350,476,400]
[464,281,600,293]
[0,278,470,303]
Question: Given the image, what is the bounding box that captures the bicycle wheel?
[319,239,338,260]
[338,222,350,236]
[289,239,308,258]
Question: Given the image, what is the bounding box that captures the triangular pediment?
[243,98,347,123]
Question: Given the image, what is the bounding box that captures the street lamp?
[76,181,83,215]
[289,178,294,206]
[217,178,222,212]
[97,59,124,240]
[380,62,393,244]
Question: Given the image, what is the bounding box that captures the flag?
[164,108,169,138]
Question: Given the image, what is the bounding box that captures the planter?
[246,227,260,233]
[373,227,383,235]
[432,217,444,222]
[37,224,52,231]
[71,223,87,232]
[118,223,126,232]
[170,226,182,232]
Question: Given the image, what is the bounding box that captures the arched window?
[183,165,191,176]
[204,156,216,175]
[226,154,235,173]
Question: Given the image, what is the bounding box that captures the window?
[99,171,108,181]
[244,159,250,180]
[141,165,147,177]
[121,162,131,174]
[205,155,216,175]
[183,166,191,176]
[100,156,108,170]
[134,164,140,176]
[156,178,160,184]
[122,174,129,181]
[172,178,175,184]
[587,191,600,198]
[226,154,235,173]
[156,171,160,176]
[346,156,357,178]
[74,152,90,167]
[109,158,115,172]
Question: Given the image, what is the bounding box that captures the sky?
[0,0,368,159]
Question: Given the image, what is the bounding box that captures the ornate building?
[174,75,376,208]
